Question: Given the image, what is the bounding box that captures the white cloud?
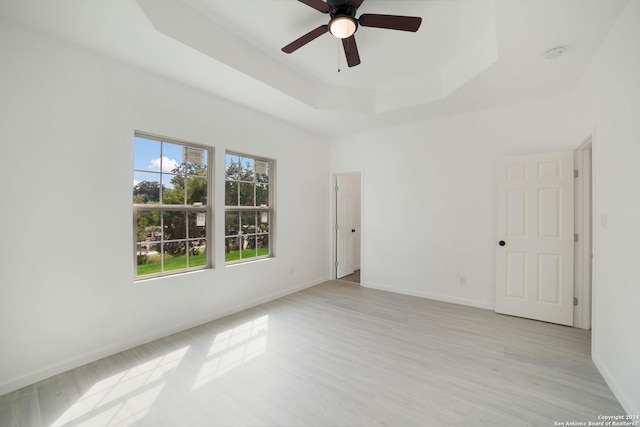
[133,179,140,187]
[149,156,179,173]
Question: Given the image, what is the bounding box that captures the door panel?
[506,252,526,298]
[496,151,574,326]
[336,175,354,279]
[507,189,526,236]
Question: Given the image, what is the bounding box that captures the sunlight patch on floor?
[192,315,268,390]
[52,346,190,427]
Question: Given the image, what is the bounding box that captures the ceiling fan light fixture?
[329,15,357,39]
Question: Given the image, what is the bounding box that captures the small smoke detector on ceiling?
[544,46,565,59]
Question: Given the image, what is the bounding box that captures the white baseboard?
[361,281,495,311]
[592,352,637,415]
[0,276,328,397]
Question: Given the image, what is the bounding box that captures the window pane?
[258,211,269,233]
[188,212,206,238]
[240,157,255,181]
[256,183,269,207]
[164,240,186,259]
[134,136,161,172]
[255,160,269,181]
[162,174,185,205]
[137,241,160,256]
[163,211,187,240]
[241,235,257,259]
[225,236,241,261]
[162,172,179,189]
[137,243,161,276]
[184,157,207,179]
[163,243,186,271]
[257,234,269,257]
[187,176,207,205]
[225,211,239,236]
[161,142,183,174]
[225,181,239,206]
[225,154,240,180]
[136,210,161,244]
[189,241,207,267]
[133,172,161,204]
[241,211,257,234]
[183,146,207,169]
[239,182,255,206]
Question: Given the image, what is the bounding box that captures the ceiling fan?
[282,0,422,68]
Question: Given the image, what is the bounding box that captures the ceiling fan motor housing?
[326,0,360,18]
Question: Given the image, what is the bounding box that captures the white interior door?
[336,175,354,279]
[495,151,574,326]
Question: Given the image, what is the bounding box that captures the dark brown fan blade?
[342,35,361,67]
[346,0,365,8]
[298,0,330,13]
[359,14,422,32]
[282,25,329,53]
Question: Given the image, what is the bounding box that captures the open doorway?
[333,171,362,283]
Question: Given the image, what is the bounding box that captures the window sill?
[225,256,273,268]
[134,267,210,283]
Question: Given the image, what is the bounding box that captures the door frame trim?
[574,138,593,329]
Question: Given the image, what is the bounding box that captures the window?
[133,133,212,278]
[225,152,274,263]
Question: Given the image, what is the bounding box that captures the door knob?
[498,240,506,246]
[352,229,356,233]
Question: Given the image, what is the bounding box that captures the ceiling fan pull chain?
[337,39,342,72]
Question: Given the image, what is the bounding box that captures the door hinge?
[574,233,579,242]
[335,261,339,268]
[335,223,339,231]
[574,297,578,306]
[574,170,579,178]
[335,185,339,192]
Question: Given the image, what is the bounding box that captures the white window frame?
[224,151,275,265]
[133,132,213,280]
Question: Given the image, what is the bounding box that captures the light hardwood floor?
[339,269,360,284]
[0,281,625,426]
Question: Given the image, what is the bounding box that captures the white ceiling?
[0,0,630,137]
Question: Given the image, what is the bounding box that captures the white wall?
[572,0,640,414]
[0,18,330,395]
[330,96,587,309]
